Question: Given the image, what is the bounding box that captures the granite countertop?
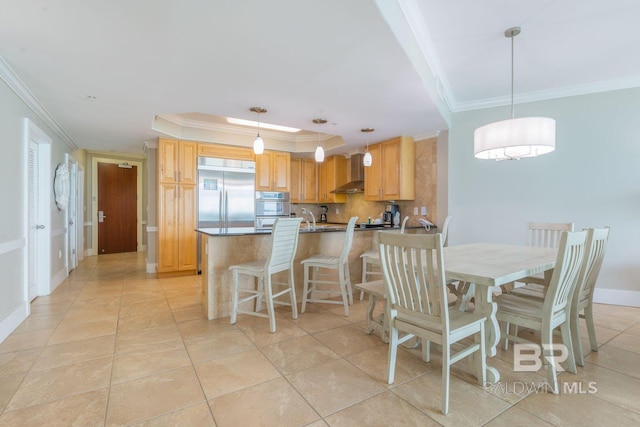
[196,223,434,237]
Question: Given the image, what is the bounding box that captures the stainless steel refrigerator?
[197,157,256,270]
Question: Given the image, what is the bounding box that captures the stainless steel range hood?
[331,154,364,194]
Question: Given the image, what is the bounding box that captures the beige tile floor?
[1,252,640,426]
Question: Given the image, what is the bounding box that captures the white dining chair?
[358,216,409,300]
[511,227,610,366]
[229,217,303,333]
[496,230,587,394]
[378,231,486,415]
[301,217,358,316]
[501,221,575,294]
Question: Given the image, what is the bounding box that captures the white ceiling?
[1,0,639,155]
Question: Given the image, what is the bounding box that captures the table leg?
[471,282,501,383]
[364,294,377,335]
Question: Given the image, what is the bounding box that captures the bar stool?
[301,217,358,316]
[229,217,303,333]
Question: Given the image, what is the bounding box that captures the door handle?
[36,225,45,230]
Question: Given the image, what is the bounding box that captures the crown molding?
[0,56,78,151]
[452,76,640,112]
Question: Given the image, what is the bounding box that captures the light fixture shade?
[474,117,556,160]
[314,145,325,162]
[253,135,264,155]
[363,151,373,167]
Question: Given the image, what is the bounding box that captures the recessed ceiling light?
[227,117,300,133]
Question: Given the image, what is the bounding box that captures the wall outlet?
[58,250,62,259]
[421,206,427,216]
[413,207,418,215]
[335,208,340,214]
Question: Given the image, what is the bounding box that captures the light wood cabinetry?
[291,158,318,203]
[197,143,254,161]
[318,156,347,203]
[158,138,197,276]
[364,136,415,201]
[255,150,290,192]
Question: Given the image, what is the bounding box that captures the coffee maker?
[383,203,399,227]
[319,205,328,223]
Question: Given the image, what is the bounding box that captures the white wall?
[448,88,640,306]
[0,61,75,342]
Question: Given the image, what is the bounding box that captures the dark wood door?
[98,162,137,254]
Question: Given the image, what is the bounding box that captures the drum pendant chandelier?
[474,27,556,160]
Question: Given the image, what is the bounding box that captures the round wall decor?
[53,163,70,210]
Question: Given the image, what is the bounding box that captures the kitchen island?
[197,224,433,320]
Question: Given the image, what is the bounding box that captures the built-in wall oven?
[255,191,291,230]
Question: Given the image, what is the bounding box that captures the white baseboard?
[49,267,68,295]
[146,263,157,274]
[0,302,28,344]
[593,288,640,308]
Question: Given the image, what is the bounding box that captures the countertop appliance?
[255,191,291,230]
[197,157,256,271]
[319,205,328,223]
[384,203,399,227]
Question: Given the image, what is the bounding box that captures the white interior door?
[66,154,78,271]
[77,168,85,261]
[25,118,51,299]
[27,141,40,301]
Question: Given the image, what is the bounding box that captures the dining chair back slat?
[527,222,575,248]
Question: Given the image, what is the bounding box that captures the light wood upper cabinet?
[255,150,290,192]
[364,136,415,201]
[197,143,254,161]
[364,144,382,200]
[301,159,318,203]
[291,157,318,203]
[159,139,197,184]
[318,156,347,203]
[291,158,318,203]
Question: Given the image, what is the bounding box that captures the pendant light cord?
[510,31,515,119]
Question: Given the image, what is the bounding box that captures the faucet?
[301,208,316,231]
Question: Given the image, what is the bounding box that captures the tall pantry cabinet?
[157,138,197,276]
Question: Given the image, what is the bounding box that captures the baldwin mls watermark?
[484,343,598,395]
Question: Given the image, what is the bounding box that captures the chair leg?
[571,307,584,367]
[542,326,559,394]
[255,276,264,313]
[387,326,399,384]
[584,305,598,352]
[230,269,240,325]
[301,264,310,313]
[441,342,450,415]
[359,257,367,301]
[421,338,430,363]
[344,262,353,305]
[310,267,318,300]
[502,322,510,350]
[561,322,577,374]
[264,275,276,333]
[339,265,350,316]
[289,269,298,320]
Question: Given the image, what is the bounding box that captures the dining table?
[444,242,557,382]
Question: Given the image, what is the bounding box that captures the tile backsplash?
[291,137,438,227]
